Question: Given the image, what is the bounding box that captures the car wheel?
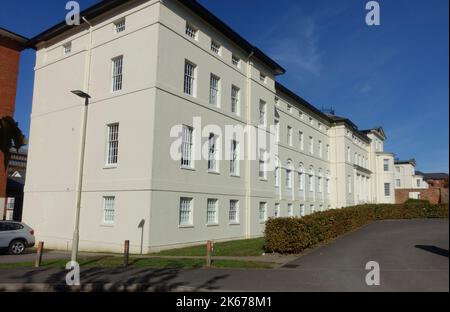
[9,240,26,255]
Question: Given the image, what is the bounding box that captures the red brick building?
[415,171,449,189]
[0,28,27,219]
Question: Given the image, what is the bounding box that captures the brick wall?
[426,179,449,189]
[395,188,449,204]
[0,38,22,200]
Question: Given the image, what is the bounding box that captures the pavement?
[0,218,448,292]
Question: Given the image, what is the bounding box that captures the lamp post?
[70,90,90,262]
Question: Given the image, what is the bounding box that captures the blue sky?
[1,0,448,173]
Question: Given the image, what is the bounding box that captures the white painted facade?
[394,161,429,189]
[23,0,398,253]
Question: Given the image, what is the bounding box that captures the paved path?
[0,219,448,292]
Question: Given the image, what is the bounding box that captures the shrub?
[264,203,448,254]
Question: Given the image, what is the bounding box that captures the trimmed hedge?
[264,202,449,254]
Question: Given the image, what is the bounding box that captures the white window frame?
[114,18,126,33]
[111,55,123,92]
[274,203,280,218]
[259,100,267,126]
[230,139,239,176]
[259,202,267,222]
[383,159,389,172]
[6,197,15,213]
[206,199,218,225]
[287,204,293,217]
[181,125,194,169]
[309,136,314,154]
[300,204,305,217]
[103,196,115,225]
[287,126,293,146]
[185,23,198,40]
[384,183,391,197]
[229,200,239,224]
[259,148,267,179]
[231,85,240,115]
[308,174,314,192]
[259,72,266,83]
[63,42,72,55]
[105,123,119,167]
[275,164,280,188]
[318,140,323,157]
[286,164,293,189]
[232,55,240,68]
[209,74,220,106]
[184,60,196,96]
[179,197,193,226]
[207,133,218,172]
[299,132,304,150]
[298,170,305,192]
[211,40,221,55]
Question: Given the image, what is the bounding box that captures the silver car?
[0,221,35,255]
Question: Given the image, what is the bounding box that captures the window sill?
[181,166,195,171]
[100,223,114,227]
[206,223,219,227]
[103,165,118,170]
[208,170,220,175]
[230,174,240,178]
[229,222,240,226]
[259,178,268,182]
[178,224,194,229]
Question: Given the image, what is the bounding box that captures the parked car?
[0,221,35,255]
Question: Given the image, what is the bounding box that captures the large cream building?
[23,0,400,253]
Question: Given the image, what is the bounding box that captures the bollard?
[206,240,212,267]
[124,240,130,267]
[35,241,44,268]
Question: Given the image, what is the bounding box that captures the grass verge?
[0,256,274,269]
[151,237,265,257]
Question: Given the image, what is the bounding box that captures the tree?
[0,116,27,170]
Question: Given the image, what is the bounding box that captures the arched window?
[274,156,280,188]
[325,171,331,194]
[298,163,305,191]
[318,168,323,193]
[308,166,315,192]
[286,160,293,189]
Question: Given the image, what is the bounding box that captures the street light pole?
[70,90,90,262]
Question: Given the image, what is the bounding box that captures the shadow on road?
[415,245,449,258]
[0,266,230,292]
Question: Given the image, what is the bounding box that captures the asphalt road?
[0,219,448,292]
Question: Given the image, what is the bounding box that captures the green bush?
[264,203,448,254]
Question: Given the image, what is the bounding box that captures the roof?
[275,82,330,123]
[415,171,449,180]
[361,127,386,140]
[275,82,371,143]
[26,0,286,75]
[394,159,416,166]
[0,27,28,50]
[325,114,371,143]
